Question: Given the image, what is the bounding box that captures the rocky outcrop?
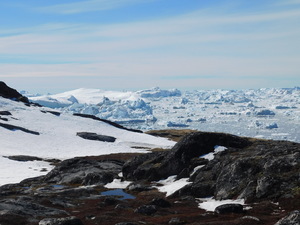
[123,132,251,181]
[0,122,40,135]
[73,113,143,133]
[123,131,300,204]
[43,158,123,186]
[76,132,116,142]
[0,197,68,223]
[0,81,29,103]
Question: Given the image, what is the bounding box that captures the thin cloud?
[275,0,300,6]
[1,1,299,90]
[38,0,155,14]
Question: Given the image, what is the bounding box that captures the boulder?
[43,158,123,185]
[214,203,244,214]
[76,132,116,142]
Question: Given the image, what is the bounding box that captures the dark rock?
[76,132,116,142]
[0,211,30,225]
[73,113,143,133]
[0,122,40,135]
[214,203,244,214]
[123,131,300,203]
[0,81,29,103]
[43,158,123,186]
[6,155,43,162]
[41,110,61,116]
[0,111,12,115]
[188,139,300,201]
[149,198,171,208]
[0,117,8,121]
[275,210,300,225]
[0,198,68,218]
[39,216,83,225]
[122,151,164,181]
[123,132,251,181]
[134,205,157,215]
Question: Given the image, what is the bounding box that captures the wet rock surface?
[0,131,300,224]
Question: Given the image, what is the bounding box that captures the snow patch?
[155,175,192,197]
[0,156,54,186]
[200,145,227,161]
[104,179,132,189]
[198,197,245,212]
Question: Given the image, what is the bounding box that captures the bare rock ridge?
[124,131,300,202]
[123,132,252,181]
[73,113,143,133]
[0,81,29,104]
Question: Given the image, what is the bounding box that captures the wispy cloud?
[38,0,155,14]
[275,0,300,6]
[1,1,300,90]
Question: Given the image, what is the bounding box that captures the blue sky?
[0,0,299,93]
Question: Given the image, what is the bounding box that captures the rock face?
[43,158,123,185]
[124,131,300,203]
[123,132,251,181]
[0,81,29,103]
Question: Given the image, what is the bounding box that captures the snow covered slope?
[28,87,300,143]
[0,96,175,185]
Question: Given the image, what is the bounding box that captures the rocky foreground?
[0,130,300,225]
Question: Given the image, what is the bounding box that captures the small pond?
[101,189,135,200]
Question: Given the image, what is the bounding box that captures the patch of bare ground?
[63,182,300,225]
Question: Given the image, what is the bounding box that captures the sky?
[0,0,300,94]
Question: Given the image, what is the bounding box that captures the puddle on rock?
[101,189,135,200]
